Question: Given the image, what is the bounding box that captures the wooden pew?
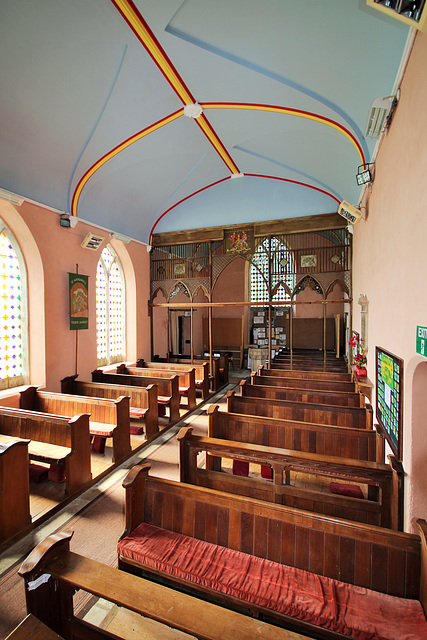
[18,531,303,640]
[0,407,92,496]
[136,358,210,400]
[0,436,31,545]
[171,355,226,391]
[177,425,402,529]
[61,375,159,439]
[117,464,427,640]
[227,389,373,430]
[121,364,196,409]
[269,359,349,373]
[93,368,180,423]
[259,365,353,382]
[244,377,365,408]
[19,386,131,465]
[251,371,359,393]
[208,404,384,463]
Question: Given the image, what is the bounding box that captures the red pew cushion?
[232,460,249,476]
[118,523,427,640]
[330,482,364,499]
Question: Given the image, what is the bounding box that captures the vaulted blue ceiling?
[0,0,411,244]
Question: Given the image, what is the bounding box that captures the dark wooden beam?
[151,213,346,246]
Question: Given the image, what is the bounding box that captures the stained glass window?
[250,237,294,303]
[0,228,26,388]
[96,245,125,365]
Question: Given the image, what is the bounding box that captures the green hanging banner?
[69,272,89,330]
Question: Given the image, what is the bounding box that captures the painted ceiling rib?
[109,0,240,175]
[148,174,341,243]
[71,110,183,218]
[202,103,366,166]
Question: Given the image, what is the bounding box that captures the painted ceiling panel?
[0,0,411,244]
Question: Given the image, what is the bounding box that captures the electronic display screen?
[375,347,403,460]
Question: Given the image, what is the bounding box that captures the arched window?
[96,245,125,365]
[0,224,27,389]
[250,237,294,303]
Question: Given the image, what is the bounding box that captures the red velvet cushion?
[29,463,48,483]
[261,465,272,479]
[91,436,106,454]
[129,407,147,418]
[130,424,144,435]
[330,482,364,499]
[48,464,66,483]
[89,423,115,438]
[232,460,249,476]
[118,523,427,640]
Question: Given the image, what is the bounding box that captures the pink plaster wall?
[352,32,427,531]
[212,256,249,345]
[0,201,150,394]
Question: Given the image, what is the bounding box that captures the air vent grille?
[81,232,104,250]
[365,96,393,139]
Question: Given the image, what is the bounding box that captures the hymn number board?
[375,347,403,460]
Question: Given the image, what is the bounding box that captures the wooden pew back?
[137,359,209,399]
[244,378,365,407]
[251,372,358,393]
[61,375,159,439]
[208,405,383,462]
[127,363,197,408]
[261,366,353,382]
[93,368,180,422]
[122,465,421,600]
[0,406,92,495]
[19,386,131,464]
[178,426,402,529]
[227,390,373,429]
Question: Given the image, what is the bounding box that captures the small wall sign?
[416,326,427,356]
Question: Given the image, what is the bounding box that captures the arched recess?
[193,286,209,356]
[151,287,168,359]
[293,276,324,319]
[406,359,427,531]
[0,201,45,390]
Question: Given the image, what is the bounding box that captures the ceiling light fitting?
[183,103,203,119]
[0,188,24,206]
[356,164,374,186]
[60,214,79,228]
[109,232,131,244]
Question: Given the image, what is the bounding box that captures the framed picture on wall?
[173,263,185,275]
[301,254,317,268]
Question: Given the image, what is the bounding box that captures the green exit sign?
[416,326,427,356]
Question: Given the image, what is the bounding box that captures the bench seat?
[118,522,427,640]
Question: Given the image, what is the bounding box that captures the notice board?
[375,346,403,460]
